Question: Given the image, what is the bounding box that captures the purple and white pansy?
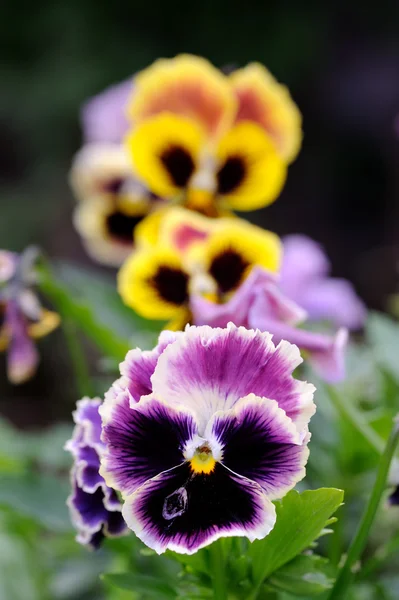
[99,323,315,554]
[65,398,128,549]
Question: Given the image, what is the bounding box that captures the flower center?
[190,444,216,474]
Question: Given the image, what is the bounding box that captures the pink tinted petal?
[81,78,134,144]
[151,323,315,435]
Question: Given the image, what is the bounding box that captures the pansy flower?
[70,144,164,266]
[65,398,128,549]
[280,235,366,330]
[117,217,281,329]
[125,54,301,214]
[100,324,315,554]
[0,248,59,384]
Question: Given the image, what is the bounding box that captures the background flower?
[65,398,128,549]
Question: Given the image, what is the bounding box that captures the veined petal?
[215,121,287,211]
[151,323,315,435]
[127,54,236,139]
[230,63,302,163]
[122,461,275,554]
[117,245,190,321]
[100,393,198,497]
[207,394,309,500]
[103,330,181,409]
[125,113,204,198]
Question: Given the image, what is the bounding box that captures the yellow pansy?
[124,54,301,215]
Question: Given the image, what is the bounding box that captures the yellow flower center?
[190,444,216,474]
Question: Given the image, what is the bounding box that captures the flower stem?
[328,416,399,600]
[209,541,227,600]
[325,384,384,454]
[62,317,94,398]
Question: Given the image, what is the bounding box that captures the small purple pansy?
[65,398,128,549]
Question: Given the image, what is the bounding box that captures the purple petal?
[250,313,348,383]
[122,461,275,554]
[103,331,181,419]
[280,235,366,330]
[68,477,110,533]
[81,78,134,144]
[151,323,315,435]
[207,394,309,499]
[100,392,198,497]
[5,300,39,384]
[191,267,306,329]
[298,279,367,330]
[280,235,330,297]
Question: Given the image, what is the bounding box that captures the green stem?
[209,541,227,600]
[38,263,130,361]
[328,417,399,600]
[325,384,385,454]
[62,317,94,398]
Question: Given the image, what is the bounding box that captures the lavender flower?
[100,324,315,554]
[65,398,128,549]
[191,267,348,383]
[280,235,366,330]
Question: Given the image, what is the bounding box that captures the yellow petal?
[199,218,282,294]
[28,310,60,339]
[125,113,205,199]
[128,54,236,139]
[215,121,287,211]
[118,246,190,321]
[230,63,302,163]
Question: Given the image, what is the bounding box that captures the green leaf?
[268,554,336,596]
[57,261,165,349]
[103,573,177,599]
[0,473,71,532]
[38,262,131,361]
[248,488,344,586]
